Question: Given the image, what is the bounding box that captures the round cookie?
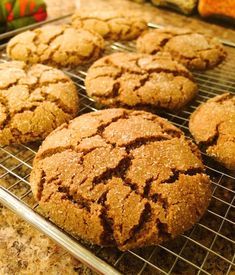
[71,10,147,41]
[85,52,198,110]
[189,93,235,170]
[136,27,226,70]
[7,25,104,68]
[0,61,79,145]
[30,108,211,251]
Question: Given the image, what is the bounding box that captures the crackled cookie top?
[71,10,147,40]
[85,52,198,110]
[0,61,79,145]
[189,93,235,170]
[7,25,104,68]
[136,27,226,70]
[30,108,211,251]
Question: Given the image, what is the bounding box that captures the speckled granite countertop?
[1,0,235,274]
[0,205,95,275]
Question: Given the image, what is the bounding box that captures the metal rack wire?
[0,17,234,275]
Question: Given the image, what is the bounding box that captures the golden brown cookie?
[136,27,226,70]
[189,93,235,170]
[85,52,198,110]
[30,108,211,251]
[71,10,147,40]
[0,61,79,145]
[7,25,104,68]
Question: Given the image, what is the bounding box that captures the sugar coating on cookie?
[136,27,226,70]
[7,25,104,68]
[71,10,147,40]
[189,93,235,170]
[0,61,79,145]
[85,52,198,110]
[30,108,211,251]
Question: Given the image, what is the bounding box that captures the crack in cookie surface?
[136,27,226,70]
[71,10,147,41]
[31,108,211,250]
[7,25,104,67]
[85,52,198,110]
[189,93,235,170]
[0,61,79,145]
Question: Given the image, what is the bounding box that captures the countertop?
[0,205,93,275]
[1,0,235,274]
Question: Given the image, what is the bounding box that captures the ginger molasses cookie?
[7,25,104,68]
[30,108,211,251]
[189,93,235,170]
[136,27,226,70]
[71,10,147,41]
[0,61,79,145]
[85,52,198,110]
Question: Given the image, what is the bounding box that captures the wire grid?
[0,36,235,275]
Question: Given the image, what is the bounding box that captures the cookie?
[71,10,147,41]
[136,27,226,70]
[189,93,235,170]
[0,61,79,145]
[30,108,211,251]
[151,0,198,15]
[85,52,198,110]
[7,25,104,68]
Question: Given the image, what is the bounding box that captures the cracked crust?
[85,52,198,110]
[7,25,104,68]
[136,27,226,70]
[71,10,147,41]
[30,108,211,251]
[189,93,235,170]
[0,61,79,145]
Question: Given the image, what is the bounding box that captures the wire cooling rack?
[0,18,235,275]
